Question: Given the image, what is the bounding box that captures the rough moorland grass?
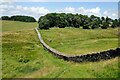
[2,30,119,78]
[40,28,118,55]
[2,21,119,78]
[1,20,38,32]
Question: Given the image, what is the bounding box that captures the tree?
[72,14,81,28]
[111,19,119,28]
[10,15,36,22]
[38,16,50,29]
[89,15,100,29]
[101,22,108,29]
[82,15,90,29]
[0,16,10,20]
[100,16,111,29]
[66,13,74,27]
[38,13,118,29]
[45,13,58,27]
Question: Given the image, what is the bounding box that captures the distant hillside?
[1,20,38,32]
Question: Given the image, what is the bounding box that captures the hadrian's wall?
[35,28,120,62]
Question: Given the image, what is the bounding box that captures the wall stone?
[35,28,120,63]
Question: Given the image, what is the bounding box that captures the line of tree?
[38,13,120,29]
[0,15,36,22]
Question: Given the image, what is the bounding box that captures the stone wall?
[35,28,120,63]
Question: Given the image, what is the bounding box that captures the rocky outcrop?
[35,28,120,63]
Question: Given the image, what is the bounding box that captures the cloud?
[112,13,117,16]
[14,5,50,15]
[0,0,15,5]
[102,10,118,19]
[111,13,118,19]
[0,4,50,20]
[86,7,100,14]
[57,7,75,13]
[57,7,101,17]
[0,3,118,20]
[78,7,101,16]
[103,11,108,15]
[57,7,118,19]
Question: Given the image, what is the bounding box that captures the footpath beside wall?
[35,28,120,62]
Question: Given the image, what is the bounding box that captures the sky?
[0,1,119,20]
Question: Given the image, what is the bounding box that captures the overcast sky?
[0,1,119,20]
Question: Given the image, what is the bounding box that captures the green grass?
[40,28,118,55]
[2,20,119,78]
[1,20,38,32]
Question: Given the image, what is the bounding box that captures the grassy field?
[2,20,119,78]
[40,28,118,55]
[1,20,38,32]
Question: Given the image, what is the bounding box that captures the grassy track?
[2,20,119,78]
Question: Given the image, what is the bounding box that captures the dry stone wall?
[35,28,120,62]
